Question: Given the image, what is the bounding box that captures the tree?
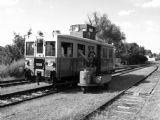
[4,45,15,64]
[87,12,125,44]
[120,43,148,64]
[0,46,5,64]
[145,49,152,57]
[13,33,25,60]
[3,33,25,64]
[87,12,126,62]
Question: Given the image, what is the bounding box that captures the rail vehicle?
[24,24,115,85]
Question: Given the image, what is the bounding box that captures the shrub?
[0,64,9,78]
[0,59,25,78]
[127,54,148,65]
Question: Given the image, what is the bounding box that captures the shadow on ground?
[61,74,150,94]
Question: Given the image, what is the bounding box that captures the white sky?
[0,0,160,53]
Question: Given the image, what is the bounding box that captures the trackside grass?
[0,59,25,80]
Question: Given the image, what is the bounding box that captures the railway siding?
[134,66,160,120]
[0,65,158,120]
[0,82,51,96]
[88,65,160,120]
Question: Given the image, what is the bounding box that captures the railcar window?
[109,48,113,58]
[26,42,34,55]
[45,41,55,56]
[78,44,85,57]
[37,39,43,53]
[61,42,73,57]
[88,46,96,57]
[102,48,108,58]
[88,46,95,54]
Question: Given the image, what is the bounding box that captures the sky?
[0,0,160,53]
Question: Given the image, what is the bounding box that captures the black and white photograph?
[0,0,160,120]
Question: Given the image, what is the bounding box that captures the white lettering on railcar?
[36,63,42,66]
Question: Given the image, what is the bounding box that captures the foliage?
[2,33,25,64]
[155,53,160,61]
[145,49,152,56]
[87,12,126,44]
[119,42,148,64]
[0,46,5,64]
[0,59,25,78]
[0,64,9,78]
[86,12,149,65]
[127,54,148,64]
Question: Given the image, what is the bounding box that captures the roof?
[58,34,113,47]
[25,30,114,48]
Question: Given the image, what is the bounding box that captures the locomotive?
[24,24,115,85]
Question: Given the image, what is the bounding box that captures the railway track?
[0,82,77,108]
[80,65,159,120]
[0,67,130,88]
[0,64,149,88]
[0,64,155,108]
[0,79,30,87]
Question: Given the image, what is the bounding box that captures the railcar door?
[96,45,101,74]
[34,58,45,77]
[34,37,46,78]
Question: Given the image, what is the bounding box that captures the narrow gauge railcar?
[24,24,115,84]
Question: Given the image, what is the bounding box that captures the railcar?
[24,24,115,85]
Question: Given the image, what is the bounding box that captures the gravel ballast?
[132,66,160,120]
[0,82,51,95]
[0,65,157,120]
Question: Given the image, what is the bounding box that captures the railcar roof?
[58,34,114,47]
[25,31,114,48]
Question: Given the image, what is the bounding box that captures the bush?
[0,64,9,78]
[127,54,148,65]
[0,59,25,78]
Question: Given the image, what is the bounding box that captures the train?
[24,24,115,86]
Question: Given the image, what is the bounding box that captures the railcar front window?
[26,42,34,55]
[45,41,55,56]
[37,39,43,53]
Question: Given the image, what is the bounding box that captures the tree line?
[0,33,25,64]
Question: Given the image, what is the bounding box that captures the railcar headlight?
[25,60,32,66]
[52,62,56,68]
[46,60,56,68]
[45,62,48,66]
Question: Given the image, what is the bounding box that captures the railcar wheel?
[36,76,40,85]
[25,69,31,81]
[104,83,108,90]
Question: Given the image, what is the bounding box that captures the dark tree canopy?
[87,12,126,44]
